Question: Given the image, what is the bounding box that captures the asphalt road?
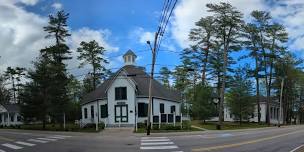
[0,125,303,152]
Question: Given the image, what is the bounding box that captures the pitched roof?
[81,65,181,105]
[123,50,137,57]
[2,104,20,113]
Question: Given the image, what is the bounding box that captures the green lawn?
[191,120,270,130]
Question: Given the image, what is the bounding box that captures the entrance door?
[115,105,128,123]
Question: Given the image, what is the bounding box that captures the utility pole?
[278,77,285,127]
[146,29,160,136]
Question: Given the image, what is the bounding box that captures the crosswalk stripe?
[53,135,72,138]
[0,149,6,152]
[140,145,178,150]
[141,137,168,140]
[48,136,65,139]
[2,143,23,150]
[37,138,57,141]
[141,142,174,146]
[15,141,36,146]
[28,139,49,143]
[141,139,170,142]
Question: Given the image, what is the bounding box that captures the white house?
[224,97,282,124]
[0,104,23,126]
[80,50,182,127]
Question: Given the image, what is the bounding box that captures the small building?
[80,50,182,127]
[0,104,22,126]
[224,97,282,124]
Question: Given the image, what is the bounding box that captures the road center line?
[193,130,304,151]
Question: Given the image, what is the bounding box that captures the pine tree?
[189,16,215,84]
[42,10,71,126]
[0,74,10,104]
[206,2,243,128]
[20,55,52,129]
[158,67,171,88]
[241,23,263,123]
[226,66,255,125]
[77,40,108,90]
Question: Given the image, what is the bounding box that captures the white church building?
[223,97,282,124]
[80,50,182,127]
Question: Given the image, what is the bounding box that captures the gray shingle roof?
[2,104,20,113]
[81,65,181,105]
[123,50,137,57]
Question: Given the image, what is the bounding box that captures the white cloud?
[269,0,304,51]
[67,27,119,71]
[129,27,176,51]
[171,0,265,48]
[171,0,304,52]
[0,2,49,72]
[0,3,118,75]
[20,0,38,5]
[130,27,154,44]
[51,2,63,10]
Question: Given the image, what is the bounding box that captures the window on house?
[17,115,21,121]
[0,114,2,122]
[10,115,14,122]
[84,108,88,119]
[138,103,148,117]
[100,104,108,118]
[91,105,94,119]
[115,87,127,100]
[160,103,164,114]
[171,105,176,113]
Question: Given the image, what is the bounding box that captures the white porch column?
[7,112,10,126]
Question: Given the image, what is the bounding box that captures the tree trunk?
[255,56,261,124]
[202,41,210,85]
[42,118,46,130]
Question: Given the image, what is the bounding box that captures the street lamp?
[211,88,221,130]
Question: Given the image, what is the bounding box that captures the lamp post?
[211,88,221,130]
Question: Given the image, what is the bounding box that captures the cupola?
[123,49,137,65]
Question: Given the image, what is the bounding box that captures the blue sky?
[0,0,304,79]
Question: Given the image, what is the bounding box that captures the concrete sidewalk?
[101,127,134,137]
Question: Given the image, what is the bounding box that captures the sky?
[0,0,304,79]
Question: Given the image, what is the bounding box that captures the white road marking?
[37,138,57,141]
[141,137,168,140]
[15,141,36,146]
[140,145,178,150]
[2,143,23,150]
[141,139,170,142]
[141,142,174,145]
[28,139,49,143]
[290,144,304,152]
[48,136,65,139]
[0,149,6,152]
[53,135,72,138]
